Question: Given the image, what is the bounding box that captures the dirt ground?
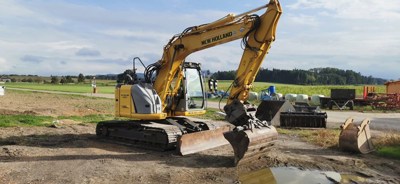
[0,90,399,183]
[0,90,113,117]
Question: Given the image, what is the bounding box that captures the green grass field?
[4,82,116,94]
[4,81,386,97]
[0,115,54,127]
[0,114,115,127]
[215,81,386,97]
[377,146,400,160]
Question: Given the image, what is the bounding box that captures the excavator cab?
[175,62,206,114]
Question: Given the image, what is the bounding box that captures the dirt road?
[1,89,399,183]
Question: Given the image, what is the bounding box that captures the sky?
[0,0,399,80]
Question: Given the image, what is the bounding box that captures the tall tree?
[78,73,85,83]
[60,76,66,84]
[65,76,74,83]
[50,76,59,84]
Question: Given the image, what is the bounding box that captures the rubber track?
[96,120,183,151]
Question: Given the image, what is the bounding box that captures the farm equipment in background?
[368,81,400,110]
[319,86,400,110]
[207,79,220,99]
[208,79,218,94]
[370,93,400,110]
[257,86,327,128]
[255,100,295,126]
[207,79,231,99]
[260,86,280,101]
[320,88,373,110]
[327,89,356,110]
[280,108,327,128]
[256,93,328,128]
[363,86,376,100]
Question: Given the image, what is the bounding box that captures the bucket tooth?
[339,118,374,154]
[224,126,278,166]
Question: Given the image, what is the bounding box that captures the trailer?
[327,89,356,110]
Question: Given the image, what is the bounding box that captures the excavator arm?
[149,1,282,118]
[151,0,283,165]
[226,3,281,104]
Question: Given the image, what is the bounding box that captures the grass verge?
[279,128,400,160]
[277,128,341,148]
[0,114,115,127]
[374,133,400,159]
[376,146,400,159]
[193,108,225,121]
[5,82,115,94]
[0,115,53,127]
[58,114,115,123]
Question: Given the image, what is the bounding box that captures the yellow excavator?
[96,0,282,165]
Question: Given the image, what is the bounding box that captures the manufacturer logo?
[201,31,234,45]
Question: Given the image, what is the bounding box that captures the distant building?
[385,80,400,94]
[0,78,11,82]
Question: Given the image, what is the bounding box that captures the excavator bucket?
[339,118,374,154]
[224,126,278,166]
[178,125,231,155]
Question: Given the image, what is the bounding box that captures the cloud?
[0,58,12,72]
[100,29,171,44]
[44,41,89,51]
[20,55,45,63]
[75,48,101,57]
[39,58,131,76]
[286,14,319,26]
[86,58,130,66]
[0,0,398,80]
[288,0,400,20]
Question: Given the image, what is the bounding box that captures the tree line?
[1,67,387,85]
[49,74,86,84]
[1,74,86,84]
[1,73,119,84]
[211,67,387,85]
